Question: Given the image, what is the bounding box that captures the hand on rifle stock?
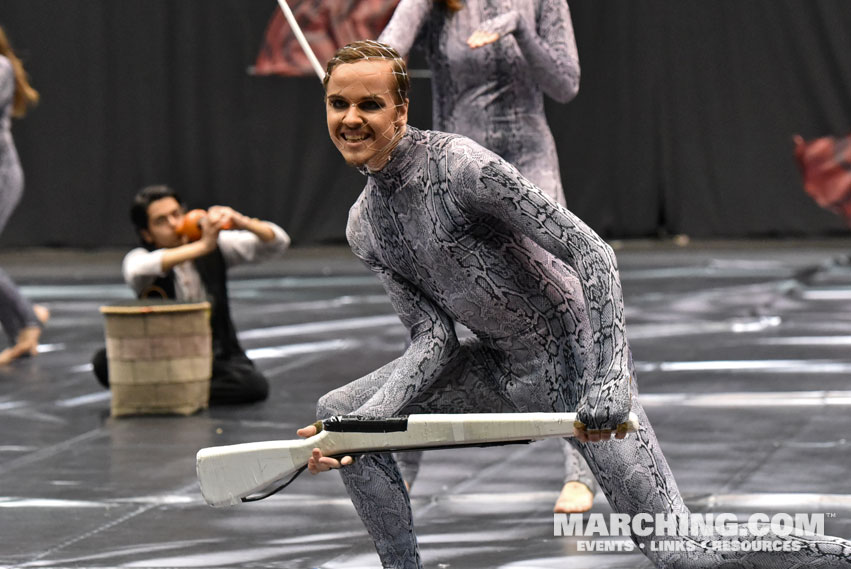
[297,423,354,474]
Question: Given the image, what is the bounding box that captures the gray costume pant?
[0,168,40,345]
[0,267,40,344]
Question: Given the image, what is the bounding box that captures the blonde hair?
[0,26,39,118]
[323,40,410,105]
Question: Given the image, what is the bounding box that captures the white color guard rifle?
[196,411,640,507]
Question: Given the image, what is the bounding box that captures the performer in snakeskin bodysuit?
[378,0,594,511]
[299,41,851,568]
[378,0,578,207]
[0,26,48,365]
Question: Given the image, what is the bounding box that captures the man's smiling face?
[325,59,408,171]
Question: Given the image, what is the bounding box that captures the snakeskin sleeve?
[377,0,432,59]
[499,0,580,102]
[453,142,631,430]
[346,199,461,417]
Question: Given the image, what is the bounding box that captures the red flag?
[254,0,401,77]
[794,133,851,225]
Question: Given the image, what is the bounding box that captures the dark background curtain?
[2,0,850,247]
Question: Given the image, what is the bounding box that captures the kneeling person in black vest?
[93,185,291,405]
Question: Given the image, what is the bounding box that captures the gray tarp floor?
[1,240,850,569]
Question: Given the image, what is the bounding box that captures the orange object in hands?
[176,209,233,241]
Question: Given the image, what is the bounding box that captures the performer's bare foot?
[0,328,39,364]
[553,481,594,514]
[33,304,50,325]
[0,305,49,365]
[28,304,50,355]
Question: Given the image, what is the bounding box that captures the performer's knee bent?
[316,388,353,419]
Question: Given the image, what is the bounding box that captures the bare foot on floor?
[0,347,16,365]
[0,305,49,364]
[0,327,41,365]
[33,304,50,325]
[30,304,50,355]
[553,481,594,514]
[18,325,42,356]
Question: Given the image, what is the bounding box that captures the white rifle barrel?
[197,412,640,507]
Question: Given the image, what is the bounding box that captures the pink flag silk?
[794,133,851,225]
[254,0,401,77]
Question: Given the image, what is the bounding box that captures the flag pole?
[275,0,325,81]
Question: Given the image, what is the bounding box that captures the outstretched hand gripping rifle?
[196,411,640,507]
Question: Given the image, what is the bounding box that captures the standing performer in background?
[0,26,49,365]
[378,0,577,207]
[378,0,593,512]
[92,185,291,405]
[299,40,851,568]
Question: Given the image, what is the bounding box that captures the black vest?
[143,249,244,360]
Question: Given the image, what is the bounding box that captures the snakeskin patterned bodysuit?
[0,56,23,231]
[318,126,851,568]
[380,0,589,489]
[378,0,579,206]
[0,55,40,344]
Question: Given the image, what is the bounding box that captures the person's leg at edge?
[0,268,48,364]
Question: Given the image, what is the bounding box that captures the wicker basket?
[100,300,212,417]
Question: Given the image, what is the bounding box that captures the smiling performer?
[301,40,851,568]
